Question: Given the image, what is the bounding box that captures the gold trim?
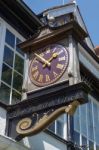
[16,100,80,136]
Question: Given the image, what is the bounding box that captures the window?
[73,131,80,145]
[5,29,15,48]
[87,101,94,140]
[0,28,25,104]
[93,102,99,144]
[74,107,80,132]
[14,54,24,74]
[82,136,87,149]
[13,71,23,92]
[0,82,10,104]
[73,95,99,149]
[96,145,99,150]
[16,38,24,56]
[48,123,55,133]
[12,89,21,104]
[56,120,64,137]
[1,63,12,85]
[48,114,66,139]
[80,104,87,136]
[3,46,14,67]
[89,141,94,150]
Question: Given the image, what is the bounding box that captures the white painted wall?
[0,107,6,135]
[23,132,67,150]
[0,135,29,150]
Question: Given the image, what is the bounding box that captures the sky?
[24,0,99,47]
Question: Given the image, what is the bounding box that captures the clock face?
[29,44,69,86]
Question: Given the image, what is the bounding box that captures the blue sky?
[24,0,99,46]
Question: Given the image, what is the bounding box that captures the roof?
[0,0,43,38]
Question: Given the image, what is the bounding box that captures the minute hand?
[34,53,50,67]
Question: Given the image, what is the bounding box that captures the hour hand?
[43,53,58,68]
[34,53,51,67]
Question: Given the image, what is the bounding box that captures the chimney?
[94,46,99,57]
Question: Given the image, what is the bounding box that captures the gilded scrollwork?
[16,101,80,136]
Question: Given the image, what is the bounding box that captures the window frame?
[0,18,26,105]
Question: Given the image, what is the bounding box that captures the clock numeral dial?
[57,49,63,55]
[38,74,43,82]
[56,63,64,70]
[46,48,51,54]
[46,75,50,82]
[53,71,58,78]
[29,44,69,86]
[58,56,66,61]
[32,66,38,72]
[33,71,39,80]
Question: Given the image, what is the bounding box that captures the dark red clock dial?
[29,44,69,86]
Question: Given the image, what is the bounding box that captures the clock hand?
[43,53,58,68]
[34,53,51,67]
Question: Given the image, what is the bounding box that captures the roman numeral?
[57,50,63,55]
[46,74,50,82]
[58,56,65,61]
[56,64,64,69]
[32,66,38,72]
[53,71,58,78]
[33,71,39,79]
[38,74,43,82]
[46,48,50,54]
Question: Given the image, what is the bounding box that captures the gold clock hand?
[43,53,58,68]
[34,53,51,67]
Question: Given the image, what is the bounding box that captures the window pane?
[13,71,23,92]
[0,82,10,104]
[48,122,55,133]
[89,141,94,150]
[2,63,12,85]
[87,101,94,140]
[80,104,87,136]
[16,38,24,56]
[12,90,21,104]
[3,46,14,67]
[74,131,80,145]
[74,107,80,131]
[5,29,15,48]
[96,145,99,150]
[56,120,64,137]
[14,54,24,74]
[93,102,99,144]
[82,136,87,149]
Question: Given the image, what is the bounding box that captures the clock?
[29,44,69,86]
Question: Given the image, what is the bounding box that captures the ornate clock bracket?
[16,100,80,137]
[6,82,90,141]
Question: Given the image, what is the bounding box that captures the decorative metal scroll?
[16,101,80,136]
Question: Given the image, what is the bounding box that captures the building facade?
[0,1,99,150]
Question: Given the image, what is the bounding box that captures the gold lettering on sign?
[58,56,65,61]
[38,74,43,82]
[56,64,64,69]
[46,75,50,82]
[33,71,39,79]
